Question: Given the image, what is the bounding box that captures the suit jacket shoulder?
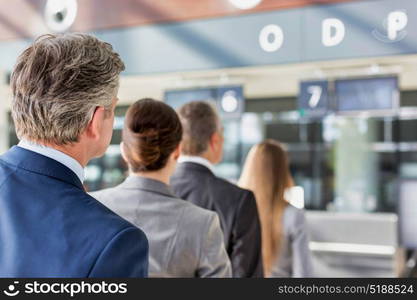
[212,175,255,202]
[282,205,309,238]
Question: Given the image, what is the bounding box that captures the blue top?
[0,146,149,277]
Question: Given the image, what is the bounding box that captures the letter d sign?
[322,18,345,47]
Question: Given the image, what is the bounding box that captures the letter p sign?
[387,11,407,41]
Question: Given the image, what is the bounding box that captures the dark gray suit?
[91,176,231,278]
[171,162,263,277]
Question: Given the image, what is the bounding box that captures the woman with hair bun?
[91,98,231,278]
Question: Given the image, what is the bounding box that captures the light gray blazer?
[270,205,313,278]
[90,176,232,278]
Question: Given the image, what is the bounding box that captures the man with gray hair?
[0,33,148,277]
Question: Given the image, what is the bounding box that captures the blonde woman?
[238,140,313,277]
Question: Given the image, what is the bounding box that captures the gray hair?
[177,101,221,155]
[10,33,125,145]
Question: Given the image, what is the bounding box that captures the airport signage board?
[1,0,417,74]
[298,80,330,117]
[298,76,399,116]
[98,0,417,74]
[164,85,244,118]
[335,77,399,112]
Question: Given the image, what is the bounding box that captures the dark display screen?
[164,86,244,117]
[164,88,216,110]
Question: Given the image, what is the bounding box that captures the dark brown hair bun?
[122,98,182,172]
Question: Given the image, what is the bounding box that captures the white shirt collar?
[177,155,215,173]
[18,140,85,183]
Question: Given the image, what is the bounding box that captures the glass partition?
[239,107,417,213]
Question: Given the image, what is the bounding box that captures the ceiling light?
[228,0,262,10]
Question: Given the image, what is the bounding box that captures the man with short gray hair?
[0,33,148,277]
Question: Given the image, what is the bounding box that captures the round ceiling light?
[44,0,78,32]
[228,0,262,10]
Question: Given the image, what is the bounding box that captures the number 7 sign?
[298,80,329,117]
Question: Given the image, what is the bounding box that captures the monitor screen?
[164,88,216,110]
[265,123,300,144]
[164,86,244,118]
[335,77,398,112]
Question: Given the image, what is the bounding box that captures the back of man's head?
[177,101,221,156]
[10,33,125,145]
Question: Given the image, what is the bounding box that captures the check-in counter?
[305,211,400,277]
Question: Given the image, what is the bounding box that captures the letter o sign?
[259,24,284,52]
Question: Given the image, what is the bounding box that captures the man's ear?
[120,142,128,162]
[210,132,221,152]
[85,107,105,141]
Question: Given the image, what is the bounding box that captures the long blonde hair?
[238,139,294,277]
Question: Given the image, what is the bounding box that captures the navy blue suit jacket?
[0,146,149,277]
